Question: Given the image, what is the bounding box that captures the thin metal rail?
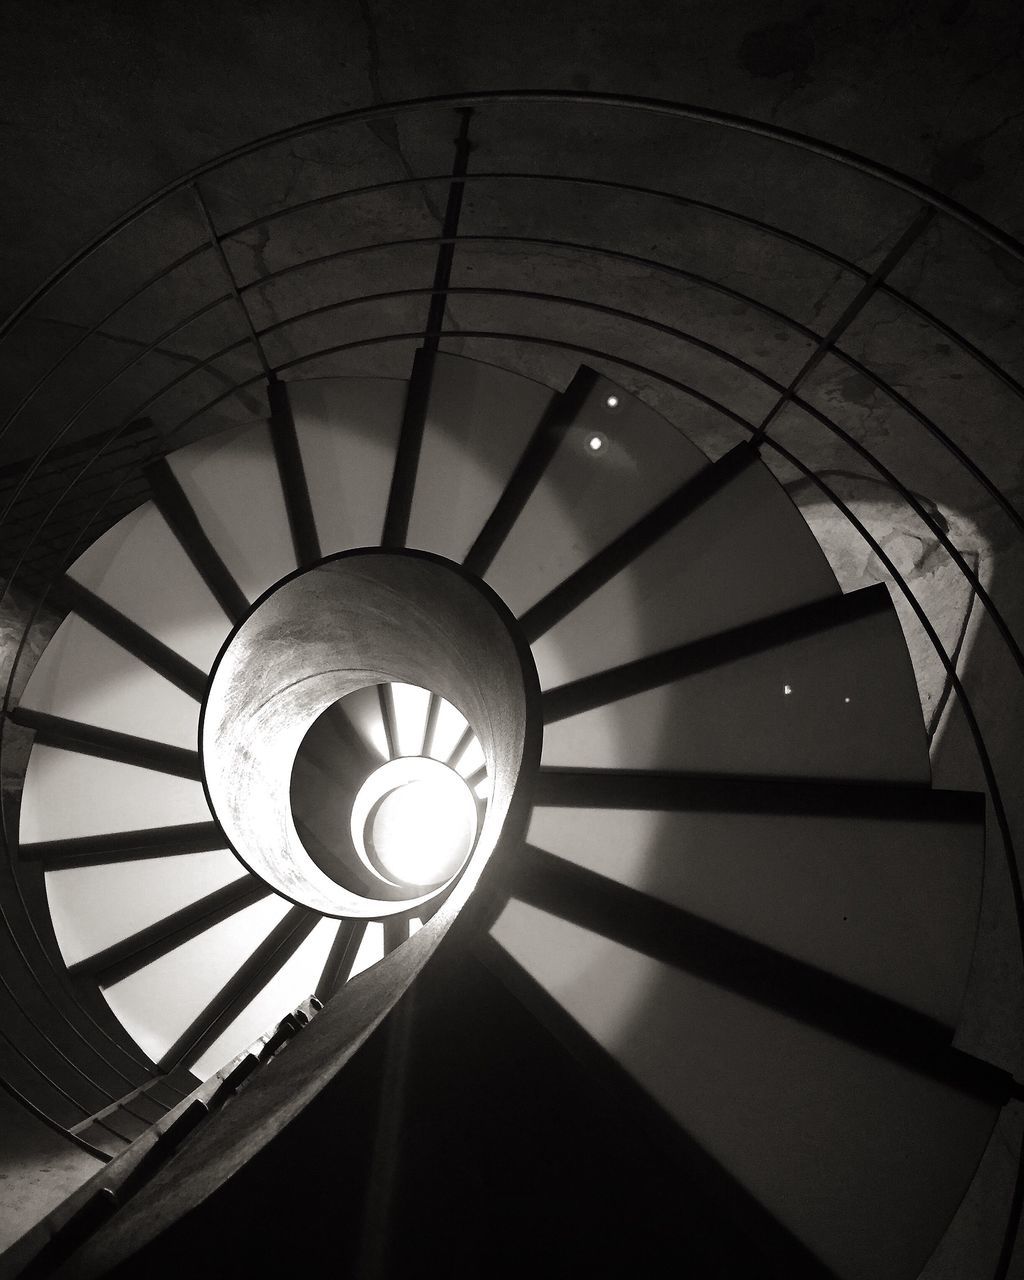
[0,100,1019,1273]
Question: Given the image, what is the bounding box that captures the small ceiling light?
[844,696,851,703]
[784,684,792,695]
[605,394,620,409]
[587,433,606,453]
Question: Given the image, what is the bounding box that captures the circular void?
[288,683,486,903]
[353,757,478,889]
[201,549,538,918]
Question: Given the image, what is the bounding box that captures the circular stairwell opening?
[354,756,478,889]
[288,682,484,899]
[201,548,539,919]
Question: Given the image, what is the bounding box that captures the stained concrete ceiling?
[1,0,1023,308]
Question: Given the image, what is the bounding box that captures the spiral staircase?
[0,95,1022,1280]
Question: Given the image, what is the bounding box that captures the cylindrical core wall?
[201,549,539,917]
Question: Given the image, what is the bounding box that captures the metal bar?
[257,1014,301,1064]
[464,367,599,577]
[378,683,398,759]
[0,288,230,537]
[510,843,1010,1102]
[52,314,1019,696]
[302,315,1021,699]
[464,765,487,789]
[0,418,156,486]
[445,724,474,770]
[0,241,205,448]
[10,707,202,780]
[190,181,273,380]
[21,822,226,871]
[51,576,207,701]
[11,89,1023,356]
[518,443,756,643]
[750,207,934,444]
[113,1099,210,1205]
[0,321,248,557]
[146,456,250,624]
[71,878,271,988]
[159,906,319,1072]
[67,1080,163,1133]
[27,322,1015,868]
[383,916,409,955]
[420,691,441,758]
[542,585,887,723]
[255,286,785,398]
[380,111,472,549]
[209,1051,261,1104]
[238,229,1024,541]
[532,768,983,824]
[267,378,322,567]
[17,322,1018,1260]
[146,1075,190,1108]
[381,348,434,549]
[315,921,367,1003]
[228,174,859,285]
[239,186,1024,419]
[422,107,473,353]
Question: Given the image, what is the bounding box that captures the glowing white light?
[351,756,478,889]
[605,394,619,409]
[587,434,606,453]
[784,684,792,695]
[844,696,851,704]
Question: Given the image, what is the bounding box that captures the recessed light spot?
[587,433,606,453]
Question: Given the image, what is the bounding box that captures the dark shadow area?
[103,934,769,1280]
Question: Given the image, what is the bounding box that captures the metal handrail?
[0,94,1020,1275]
[3,89,1024,349]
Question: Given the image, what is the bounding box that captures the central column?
[200,549,540,918]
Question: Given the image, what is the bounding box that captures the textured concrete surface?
[0,1089,103,1255]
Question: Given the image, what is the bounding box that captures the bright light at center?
[587,433,606,453]
[351,756,478,889]
[371,778,473,885]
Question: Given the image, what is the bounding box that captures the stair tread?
[102,895,292,1074]
[166,421,296,603]
[406,351,554,561]
[487,905,998,1280]
[288,375,406,554]
[20,748,214,845]
[8,345,991,1280]
[530,446,839,689]
[66,502,231,671]
[526,794,982,1030]
[541,585,931,784]
[46,852,246,971]
[19,615,201,750]
[484,367,708,616]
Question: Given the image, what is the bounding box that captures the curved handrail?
[0,94,1020,1275]
[3,89,1024,346]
